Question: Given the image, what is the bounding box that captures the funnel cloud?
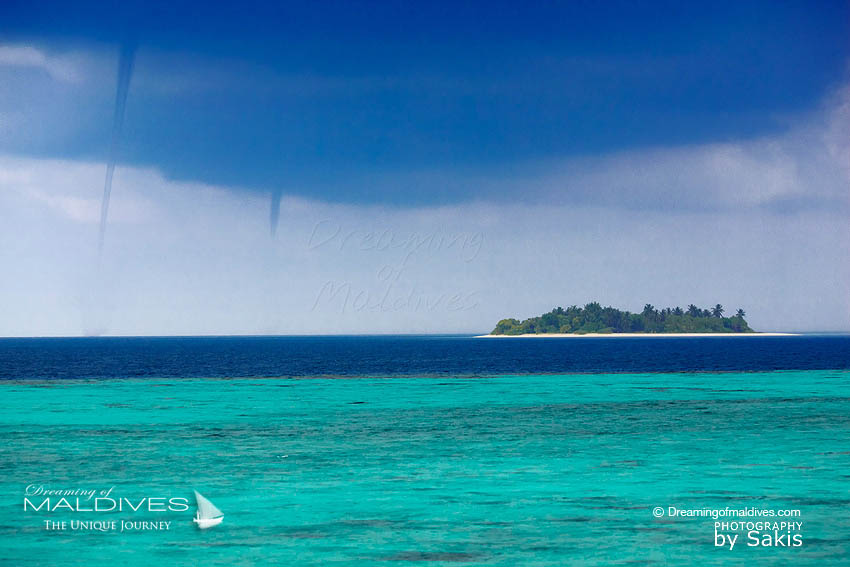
[270,188,282,237]
[98,42,136,256]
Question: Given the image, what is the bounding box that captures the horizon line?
[2,331,850,339]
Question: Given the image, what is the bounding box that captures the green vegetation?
[491,303,754,335]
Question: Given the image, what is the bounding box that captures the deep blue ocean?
[1,335,849,380]
[2,335,849,566]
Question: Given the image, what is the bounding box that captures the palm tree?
[711,304,724,318]
[687,304,700,317]
[736,308,746,318]
[673,306,683,316]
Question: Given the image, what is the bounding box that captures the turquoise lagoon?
[1,370,849,565]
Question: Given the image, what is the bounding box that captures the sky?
[0,0,848,335]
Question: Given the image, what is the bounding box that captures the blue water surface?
[1,335,848,380]
[1,336,849,566]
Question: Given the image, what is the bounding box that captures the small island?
[487,302,759,336]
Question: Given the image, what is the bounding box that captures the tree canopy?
[491,302,753,335]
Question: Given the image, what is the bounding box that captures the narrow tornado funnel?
[98,42,136,257]
[270,188,283,237]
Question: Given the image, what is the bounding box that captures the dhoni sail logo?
[192,490,224,529]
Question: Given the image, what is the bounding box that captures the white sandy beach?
[475,332,798,338]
